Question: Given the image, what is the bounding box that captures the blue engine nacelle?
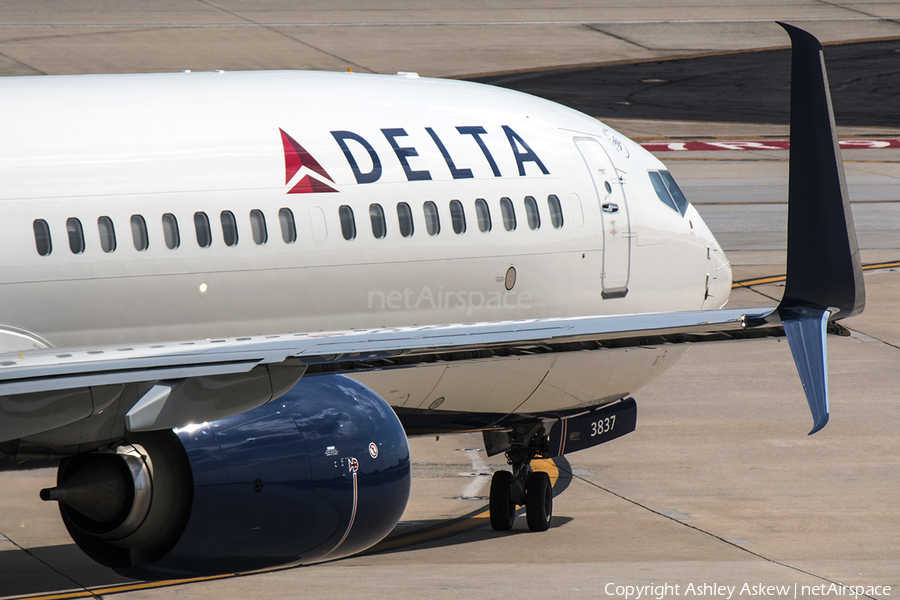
[45,375,411,580]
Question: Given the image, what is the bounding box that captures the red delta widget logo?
[279,125,551,194]
[279,129,338,194]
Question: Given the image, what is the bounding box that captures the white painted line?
[460,448,491,499]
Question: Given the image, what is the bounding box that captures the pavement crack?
[561,464,879,600]
[195,0,375,73]
[0,531,103,599]
[265,26,375,73]
[584,24,653,52]
[846,326,900,351]
[0,49,44,75]
[814,0,900,28]
[735,282,782,303]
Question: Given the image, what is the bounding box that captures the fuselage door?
[575,137,631,298]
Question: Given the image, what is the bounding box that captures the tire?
[525,470,552,532]
[489,470,516,531]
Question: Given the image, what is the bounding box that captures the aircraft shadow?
[366,514,576,557]
[0,513,577,598]
[0,457,575,597]
[0,542,133,598]
[368,456,575,555]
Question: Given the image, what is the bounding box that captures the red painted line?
[640,139,900,152]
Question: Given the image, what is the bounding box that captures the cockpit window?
[659,171,689,215]
[648,170,689,216]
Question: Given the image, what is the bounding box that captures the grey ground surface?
[469,37,900,127]
[0,1,898,78]
[0,3,898,600]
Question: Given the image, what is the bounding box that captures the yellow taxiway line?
[732,260,900,289]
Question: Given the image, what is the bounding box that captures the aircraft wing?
[0,306,773,395]
[0,305,782,442]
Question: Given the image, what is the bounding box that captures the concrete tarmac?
[0,1,898,78]
[0,3,898,600]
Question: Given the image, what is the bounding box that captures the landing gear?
[489,471,516,531]
[525,471,552,532]
[486,423,553,532]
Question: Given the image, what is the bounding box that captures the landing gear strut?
[486,423,552,532]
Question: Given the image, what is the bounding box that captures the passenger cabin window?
[339,205,356,240]
[194,212,212,248]
[66,218,85,254]
[397,202,414,237]
[221,211,238,247]
[97,216,116,253]
[131,215,149,251]
[423,201,440,236]
[369,203,386,239]
[162,213,180,249]
[475,198,491,232]
[449,200,466,234]
[649,170,689,216]
[524,196,541,230]
[33,220,52,256]
[547,195,564,228]
[250,209,267,245]
[279,208,296,243]
[500,197,516,231]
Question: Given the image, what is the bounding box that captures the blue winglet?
[781,308,830,435]
[777,23,865,321]
[774,24,866,434]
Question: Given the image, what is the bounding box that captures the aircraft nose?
[710,243,733,308]
[689,208,732,309]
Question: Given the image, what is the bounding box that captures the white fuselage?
[0,70,731,419]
